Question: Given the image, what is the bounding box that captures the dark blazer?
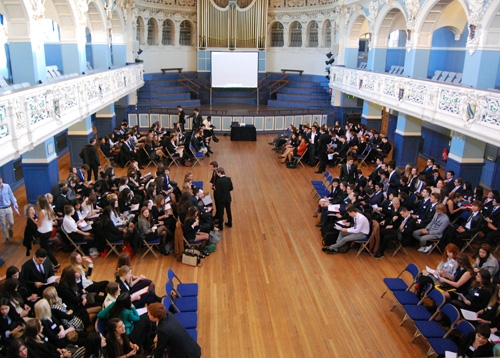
[339,163,357,184]
[317,132,331,153]
[154,312,201,358]
[80,144,100,167]
[420,203,437,227]
[414,198,431,218]
[400,216,417,246]
[462,212,485,236]
[192,113,203,129]
[178,109,186,125]
[387,171,400,197]
[20,257,55,293]
[356,175,368,192]
[214,176,233,204]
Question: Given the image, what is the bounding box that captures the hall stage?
[127,104,329,133]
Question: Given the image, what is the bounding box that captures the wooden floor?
[2,135,444,357]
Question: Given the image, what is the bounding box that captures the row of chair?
[382,263,476,357]
[430,70,463,85]
[388,65,405,75]
[164,269,199,341]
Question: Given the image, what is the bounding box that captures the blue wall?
[44,43,63,70]
[385,49,406,72]
[420,126,450,167]
[427,26,468,77]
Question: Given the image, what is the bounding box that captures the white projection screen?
[211,52,258,88]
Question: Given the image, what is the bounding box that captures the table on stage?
[230,124,257,141]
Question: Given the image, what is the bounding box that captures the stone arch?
[0,0,30,41]
[86,0,106,43]
[346,13,369,48]
[161,19,174,46]
[110,8,125,44]
[480,1,500,49]
[322,19,332,48]
[136,16,145,45]
[412,0,468,48]
[307,20,319,47]
[179,20,194,46]
[147,17,159,46]
[372,4,406,48]
[44,0,81,43]
[289,20,302,47]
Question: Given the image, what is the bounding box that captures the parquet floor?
[1,134,445,357]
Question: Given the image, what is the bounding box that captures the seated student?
[483,195,500,247]
[473,244,500,277]
[412,203,449,253]
[0,297,24,348]
[116,253,155,293]
[322,206,370,254]
[450,268,494,312]
[69,252,109,302]
[424,243,460,284]
[103,282,121,308]
[453,200,485,248]
[105,318,140,358]
[62,205,93,249]
[97,206,136,253]
[190,131,208,156]
[183,206,210,247]
[24,319,71,358]
[42,286,86,334]
[19,249,56,297]
[446,192,467,222]
[476,286,500,332]
[136,206,169,255]
[374,206,416,258]
[457,324,494,358]
[34,298,75,349]
[438,253,474,300]
[115,265,161,308]
[97,292,151,351]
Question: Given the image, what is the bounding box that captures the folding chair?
[425,238,442,256]
[165,282,198,312]
[461,232,480,253]
[438,71,449,82]
[356,146,372,168]
[391,282,433,311]
[444,72,456,83]
[426,321,475,358]
[400,289,445,326]
[105,238,123,258]
[167,269,198,298]
[99,146,113,167]
[381,263,420,298]
[192,181,204,190]
[60,226,87,256]
[388,65,396,74]
[292,146,309,167]
[162,296,198,329]
[141,237,161,260]
[352,236,371,257]
[452,73,462,85]
[411,303,460,343]
[431,70,442,81]
[189,143,204,166]
[142,147,158,167]
[165,147,181,167]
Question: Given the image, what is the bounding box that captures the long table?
[230,124,257,141]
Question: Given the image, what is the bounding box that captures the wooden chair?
[60,226,87,256]
[292,146,308,167]
[141,237,161,260]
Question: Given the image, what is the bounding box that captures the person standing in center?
[177,105,185,133]
[215,167,233,231]
[35,195,59,270]
[79,137,101,182]
[209,161,219,220]
[0,176,18,245]
[192,108,203,132]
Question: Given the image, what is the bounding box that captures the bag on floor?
[209,230,221,244]
[182,252,201,267]
[286,161,297,169]
[204,243,217,253]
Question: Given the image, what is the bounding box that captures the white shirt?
[347,213,370,235]
[62,215,78,234]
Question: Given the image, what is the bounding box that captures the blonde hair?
[35,299,52,320]
[69,252,85,276]
[114,265,131,278]
[43,286,62,306]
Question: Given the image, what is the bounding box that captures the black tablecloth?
[230,125,257,141]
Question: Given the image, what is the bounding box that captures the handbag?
[286,161,297,169]
[209,230,221,244]
[182,252,202,267]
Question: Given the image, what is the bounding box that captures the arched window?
[136,17,144,44]
[308,21,318,47]
[324,20,332,48]
[179,21,192,46]
[162,20,173,45]
[147,18,157,45]
[290,21,302,47]
[270,22,284,47]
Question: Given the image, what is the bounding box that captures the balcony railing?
[329,66,500,146]
[0,64,144,167]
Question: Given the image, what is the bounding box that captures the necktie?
[39,264,44,274]
[347,166,350,174]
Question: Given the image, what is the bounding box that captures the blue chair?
[391,283,433,312]
[356,145,372,168]
[167,269,198,297]
[95,317,107,335]
[411,303,459,343]
[400,289,445,326]
[166,282,198,312]
[189,143,204,166]
[426,321,475,357]
[162,297,198,329]
[192,181,204,190]
[381,263,420,298]
[352,236,371,257]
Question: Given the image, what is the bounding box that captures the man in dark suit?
[339,157,357,184]
[426,169,443,187]
[177,105,186,132]
[192,108,203,132]
[308,125,319,166]
[453,200,485,247]
[375,206,416,258]
[147,303,201,358]
[387,162,400,197]
[315,127,331,173]
[119,134,141,167]
[19,248,56,296]
[420,158,435,181]
[215,167,233,230]
[484,195,500,246]
[79,137,101,181]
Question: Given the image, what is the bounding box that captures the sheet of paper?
[44,276,60,285]
[460,309,478,321]
[445,352,457,358]
[328,204,340,212]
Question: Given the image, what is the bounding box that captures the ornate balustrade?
[0,64,144,167]
[329,66,500,146]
